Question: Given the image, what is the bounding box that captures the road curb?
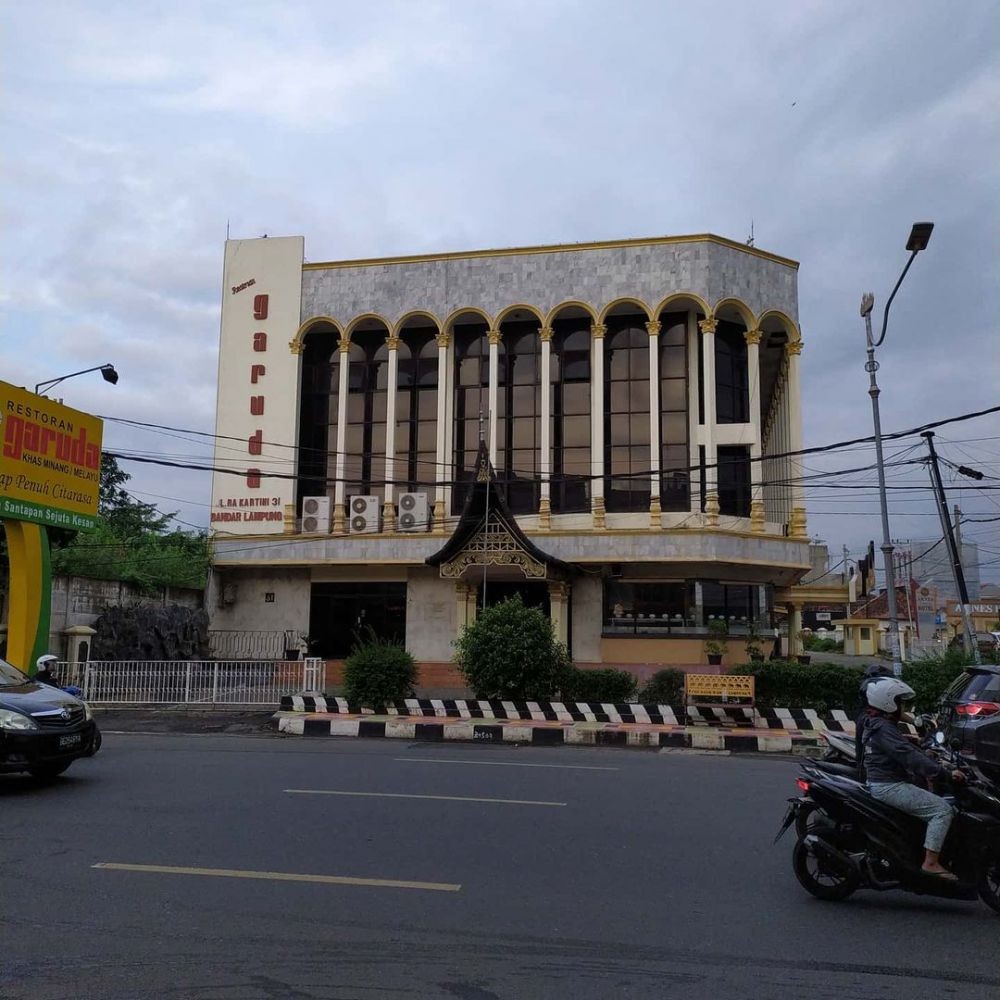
[274,712,822,754]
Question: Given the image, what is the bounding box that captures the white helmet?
[36,654,57,668]
[865,677,915,714]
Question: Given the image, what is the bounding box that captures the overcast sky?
[2,1,998,580]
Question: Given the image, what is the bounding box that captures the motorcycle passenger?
[34,654,60,687]
[861,678,966,879]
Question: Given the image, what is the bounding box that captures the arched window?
[604,318,650,512]
[296,326,338,509]
[501,323,541,515]
[343,331,389,501]
[715,320,749,423]
[659,311,689,511]
[453,323,490,512]
[395,331,438,492]
[551,321,591,513]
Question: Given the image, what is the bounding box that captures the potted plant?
[704,619,729,666]
[745,620,764,663]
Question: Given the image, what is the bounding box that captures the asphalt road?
[2,733,998,1000]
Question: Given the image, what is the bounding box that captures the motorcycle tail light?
[956,702,1000,718]
[796,778,810,793]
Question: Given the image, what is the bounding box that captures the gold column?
[433,331,450,531]
[591,322,606,529]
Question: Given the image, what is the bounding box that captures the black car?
[941,664,1000,780]
[0,657,98,779]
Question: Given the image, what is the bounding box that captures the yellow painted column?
[3,520,51,672]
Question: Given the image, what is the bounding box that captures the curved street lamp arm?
[875,250,919,348]
[35,364,115,395]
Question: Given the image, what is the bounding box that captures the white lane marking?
[393,757,618,771]
[92,862,459,892]
[284,789,566,806]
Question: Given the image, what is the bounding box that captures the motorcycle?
[777,734,1000,911]
[61,684,102,756]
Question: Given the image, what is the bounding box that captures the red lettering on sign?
[253,332,267,352]
[248,430,262,456]
[250,364,266,384]
[250,396,265,416]
[246,468,261,489]
[2,416,101,471]
[253,294,269,320]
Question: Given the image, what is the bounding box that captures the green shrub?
[561,667,637,704]
[343,630,416,710]
[638,669,686,706]
[734,660,864,714]
[455,595,570,701]
[902,648,973,712]
[804,635,844,654]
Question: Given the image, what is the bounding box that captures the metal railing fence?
[64,658,325,706]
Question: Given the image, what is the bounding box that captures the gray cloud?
[2,0,998,573]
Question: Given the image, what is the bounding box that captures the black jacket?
[861,715,947,785]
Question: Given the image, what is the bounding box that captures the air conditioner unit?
[397,492,429,532]
[301,496,331,534]
[349,495,380,534]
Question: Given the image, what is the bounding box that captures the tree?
[48,455,208,591]
[455,595,570,700]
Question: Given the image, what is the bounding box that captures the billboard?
[0,380,103,531]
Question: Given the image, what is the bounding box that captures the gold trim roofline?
[301,233,799,272]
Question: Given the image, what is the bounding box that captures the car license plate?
[58,733,81,749]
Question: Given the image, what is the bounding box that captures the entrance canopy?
[426,441,570,582]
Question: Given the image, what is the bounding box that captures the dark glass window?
[701,582,760,628]
[551,320,591,514]
[500,323,541,515]
[296,329,338,508]
[717,445,751,517]
[453,323,491,512]
[715,320,749,423]
[453,323,541,515]
[658,311,689,511]
[309,582,406,659]
[343,332,388,501]
[396,331,438,492]
[604,318,650,512]
[603,580,691,633]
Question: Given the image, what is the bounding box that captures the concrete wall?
[571,575,603,663]
[2,575,203,661]
[406,568,457,662]
[209,568,311,636]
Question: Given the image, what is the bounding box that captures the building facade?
[208,234,813,683]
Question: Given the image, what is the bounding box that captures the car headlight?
[0,709,39,731]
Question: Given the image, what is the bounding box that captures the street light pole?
[859,222,934,677]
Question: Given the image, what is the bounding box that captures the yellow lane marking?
[284,789,566,807]
[92,863,460,892]
[395,757,618,771]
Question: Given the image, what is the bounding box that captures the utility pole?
[922,432,979,664]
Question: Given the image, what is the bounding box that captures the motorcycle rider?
[861,677,965,879]
[34,654,60,687]
[855,663,894,769]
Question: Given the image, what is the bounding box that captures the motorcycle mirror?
[934,731,946,746]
